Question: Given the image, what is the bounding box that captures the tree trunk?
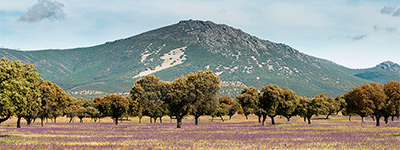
[159,117,162,123]
[269,115,276,125]
[150,117,153,123]
[261,115,266,126]
[348,115,352,122]
[26,118,32,125]
[194,116,200,125]
[245,115,248,120]
[286,116,290,122]
[325,114,330,119]
[139,116,142,123]
[258,115,261,123]
[114,117,118,125]
[54,117,57,123]
[229,115,232,120]
[361,117,364,122]
[392,116,395,121]
[177,117,182,128]
[17,116,22,128]
[41,117,45,127]
[79,118,83,123]
[375,115,380,126]
[220,116,224,122]
[370,116,375,121]
[384,116,389,124]
[211,117,214,122]
[304,117,306,122]
[33,118,36,123]
[307,116,311,124]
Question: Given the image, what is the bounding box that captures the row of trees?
[130,71,223,128]
[235,81,400,126]
[1,58,399,128]
[344,81,400,126]
[0,58,104,128]
[0,58,235,128]
[236,85,344,125]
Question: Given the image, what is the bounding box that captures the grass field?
[0,115,399,149]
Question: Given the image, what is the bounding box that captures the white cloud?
[380,6,400,17]
[18,0,65,23]
[381,6,396,15]
[347,34,367,41]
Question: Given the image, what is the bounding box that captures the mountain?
[1,20,398,99]
[348,61,400,84]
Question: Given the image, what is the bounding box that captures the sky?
[0,0,399,69]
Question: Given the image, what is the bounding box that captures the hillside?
[1,20,398,99]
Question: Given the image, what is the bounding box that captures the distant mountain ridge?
[349,61,400,84]
[377,61,400,73]
[1,20,398,99]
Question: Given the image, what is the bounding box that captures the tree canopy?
[188,71,221,125]
[131,75,167,123]
[0,58,42,127]
[344,83,387,126]
[236,86,259,120]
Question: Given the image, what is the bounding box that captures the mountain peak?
[173,20,271,54]
[178,19,217,26]
[377,61,400,73]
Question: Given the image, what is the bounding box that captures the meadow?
[0,115,399,150]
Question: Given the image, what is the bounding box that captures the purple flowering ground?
[0,115,399,149]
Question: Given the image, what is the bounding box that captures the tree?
[259,84,282,125]
[253,108,265,123]
[312,93,331,118]
[37,81,55,126]
[85,106,100,122]
[369,83,387,126]
[344,83,387,126]
[127,96,139,119]
[295,96,311,123]
[65,97,84,123]
[93,97,111,122]
[344,85,372,122]
[23,83,43,126]
[295,94,330,124]
[0,58,42,128]
[37,81,72,126]
[48,83,70,123]
[236,87,259,120]
[131,75,166,123]
[76,107,87,123]
[278,87,299,122]
[335,95,347,115]
[188,71,220,125]
[103,94,129,125]
[219,97,242,120]
[211,105,228,122]
[71,98,98,123]
[383,81,400,122]
[165,76,195,128]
